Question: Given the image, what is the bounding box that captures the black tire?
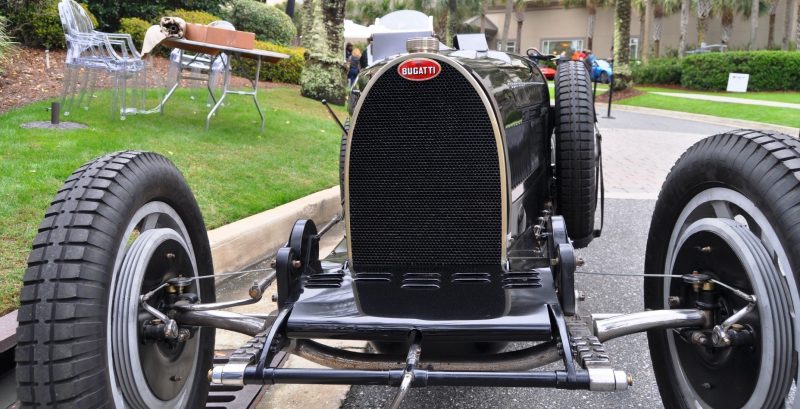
[645,130,799,408]
[16,151,215,408]
[554,60,598,248]
[599,72,609,84]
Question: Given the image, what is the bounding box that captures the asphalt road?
[341,110,737,409]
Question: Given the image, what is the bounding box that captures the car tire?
[15,151,215,408]
[599,72,609,84]
[644,130,800,409]
[554,60,598,248]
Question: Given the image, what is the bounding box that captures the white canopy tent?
[344,19,371,44]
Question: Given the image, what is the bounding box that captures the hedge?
[681,51,800,91]
[86,0,221,31]
[118,17,150,50]
[233,41,305,84]
[220,0,296,45]
[164,9,221,25]
[2,0,97,49]
[632,58,682,86]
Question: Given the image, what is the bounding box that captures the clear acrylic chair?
[166,20,234,107]
[58,0,147,119]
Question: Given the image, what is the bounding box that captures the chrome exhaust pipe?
[593,309,709,342]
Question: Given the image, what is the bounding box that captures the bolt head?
[668,296,681,307]
[269,259,277,268]
[292,260,302,269]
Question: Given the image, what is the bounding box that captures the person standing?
[348,48,362,87]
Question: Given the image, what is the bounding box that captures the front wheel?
[644,130,800,408]
[16,151,215,408]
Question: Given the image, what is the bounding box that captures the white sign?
[727,73,749,93]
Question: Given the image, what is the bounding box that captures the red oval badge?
[397,58,442,81]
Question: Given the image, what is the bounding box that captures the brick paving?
[597,110,734,199]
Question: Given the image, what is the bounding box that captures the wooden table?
[159,38,289,131]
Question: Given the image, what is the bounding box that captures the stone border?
[208,186,341,276]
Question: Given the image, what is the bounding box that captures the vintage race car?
[15,27,800,409]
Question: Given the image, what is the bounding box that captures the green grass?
[635,86,800,105]
[0,86,346,315]
[617,92,800,128]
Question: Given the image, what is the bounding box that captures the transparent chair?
[166,20,234,107]
[58,0,147,119]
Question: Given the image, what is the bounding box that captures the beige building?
[483,1,798,60]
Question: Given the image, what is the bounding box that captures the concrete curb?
[598,102,799,135]
[208,186,341,275]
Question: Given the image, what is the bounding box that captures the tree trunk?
[768,9,776,48]
[696,0,712,45]
[796,0,800,49]
[749,0,759,49]
[501,0,513,51]
[642,0,652,62]
[653,16,662,57]
[516,18,523,53]
[446,0,458,46]
[783,0,793,49]
[299,0,347,105]
[613,0,632,90]
[480,0,487,33]
[587,11,596,50]
[679,0,689,56]
[721,7,733,45]
[286,0,296,18]
[638,5,645,59]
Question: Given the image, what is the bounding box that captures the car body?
[591,59,613,83]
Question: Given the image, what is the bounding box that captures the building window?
[630,37,640,60]
[496,40,516,53]
[541,39,584,58]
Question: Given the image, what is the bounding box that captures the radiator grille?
[348,59,502,272]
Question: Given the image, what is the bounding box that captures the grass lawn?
[0,86,346,315]
[616,92,800,128]
[636,86,800,105]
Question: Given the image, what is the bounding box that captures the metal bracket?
[389,331,422,409]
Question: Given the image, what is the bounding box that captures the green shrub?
[163,9,221,25]
[632,58,682,85]
[220,0,296,45]
[86,0,222,31]
[118,17,150,50]
[2,1,97,49]
[681,51,800,91]
[233,41,305,84]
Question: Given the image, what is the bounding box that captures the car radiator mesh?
[348,60,502,273]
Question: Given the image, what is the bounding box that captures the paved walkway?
[651,91,800,110]
[598,109,733,199]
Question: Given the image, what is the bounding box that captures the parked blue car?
[591,59,613,83]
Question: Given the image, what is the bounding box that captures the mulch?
[0,46,281,114]
[594,87,644,103]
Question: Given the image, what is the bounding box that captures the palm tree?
[633,0,646,59]
[642,0,652,61]
[514,0,526,53]
[714,0,737,45]
[501,0,514,51]
[299,0,347,104]
[651,0,680,57]
[678,0,689,56]
[614,0,631,67]
[766,0,778,48]
[695,0,713,45]
[781,0,793,48]
[446,0,458,45]
[748,0,759,49]
[480,0,487,33]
